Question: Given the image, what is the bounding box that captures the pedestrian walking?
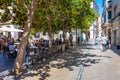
[97,37,101,50]
[106,36,111,49]
[101,35,107,51]
[95,37,99,50]
[86,37,89,43]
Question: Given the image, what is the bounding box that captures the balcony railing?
[106,1,112,10]
[108,1,112,6]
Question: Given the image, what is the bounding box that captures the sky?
[95,0,103,16]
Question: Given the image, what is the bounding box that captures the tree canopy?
[0,0,98,34]
[0,0,98,74]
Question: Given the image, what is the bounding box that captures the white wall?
[1,24,19,40]
[89,24,94,39]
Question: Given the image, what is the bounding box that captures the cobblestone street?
[0,0,120,80]
[0,53,15,73]
[81,45,120,80]
[0,42,120,80]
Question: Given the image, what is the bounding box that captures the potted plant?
[116,37,120,49]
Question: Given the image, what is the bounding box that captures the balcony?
[106,1,112,10]
[102,22,112,29]
[108,1,112,5]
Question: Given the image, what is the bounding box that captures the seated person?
[9,44,15,51]
[2,39,9,52]
[9,44,17,58]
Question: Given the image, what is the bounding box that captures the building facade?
[111,0,120,46]
[102,0,120,46]
[0,23,20,40]
[89,0,99,39]
[102,0,112,38]
[98,16,102,38]
[102,0,112,46]
[0,6,21,40]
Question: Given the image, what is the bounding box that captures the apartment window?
[104,15,106,23]
[108,0,112,3]
[114,6,117,17]
[108,11,111,19]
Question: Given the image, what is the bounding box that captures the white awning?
[0,27,23,32]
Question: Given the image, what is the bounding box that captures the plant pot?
[116,45,120,49]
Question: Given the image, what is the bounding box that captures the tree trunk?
[62,25,66,44]
[47,14,52,48]
[53,32,54,40]
[69,32,73,46]
[76,28,77,44]
[19,26,23,38]
[69,28,73,46]
[12,0,37,74]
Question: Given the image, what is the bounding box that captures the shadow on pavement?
[110,45,120,56]
[20,50,110,79]
[0,43,112,80]
[79,43,95,50]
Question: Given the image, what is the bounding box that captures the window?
[114,6,117,17]
[104,15,106,23]
[108,0,112,3]
[108,11,111,19]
